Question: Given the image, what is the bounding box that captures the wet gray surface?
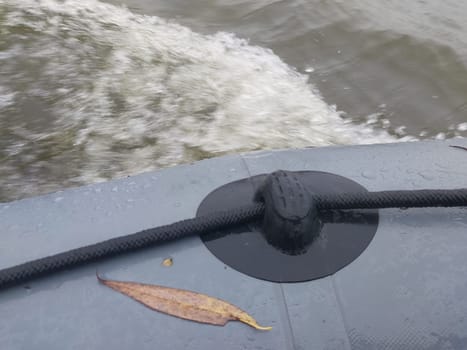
[1,139,467,349]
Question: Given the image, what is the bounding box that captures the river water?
[1,0,466,202]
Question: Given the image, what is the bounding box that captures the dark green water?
[0,0,466,202]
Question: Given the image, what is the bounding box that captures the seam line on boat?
[239,154,253,178]
[331,275,353,350]
[278,284,297,350]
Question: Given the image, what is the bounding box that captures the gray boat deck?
[1,139,467,349]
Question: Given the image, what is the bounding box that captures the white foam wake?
[0,0,406,200]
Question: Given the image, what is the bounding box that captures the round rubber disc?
[197,171,379,283]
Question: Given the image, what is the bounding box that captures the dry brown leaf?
[97,274,272,331]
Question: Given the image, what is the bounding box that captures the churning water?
[0,0,466,202]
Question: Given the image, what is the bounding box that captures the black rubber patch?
[197,171,379,283]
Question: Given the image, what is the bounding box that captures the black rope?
[1,188,466,290]
[0,204,264,289]
[315,189,467,210]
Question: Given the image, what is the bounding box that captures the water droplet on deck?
[420,173,434,181]
[361,171,376,179]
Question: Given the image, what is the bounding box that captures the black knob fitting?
[254,170,322,255]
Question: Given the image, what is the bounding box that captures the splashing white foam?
[1,0,406,200]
